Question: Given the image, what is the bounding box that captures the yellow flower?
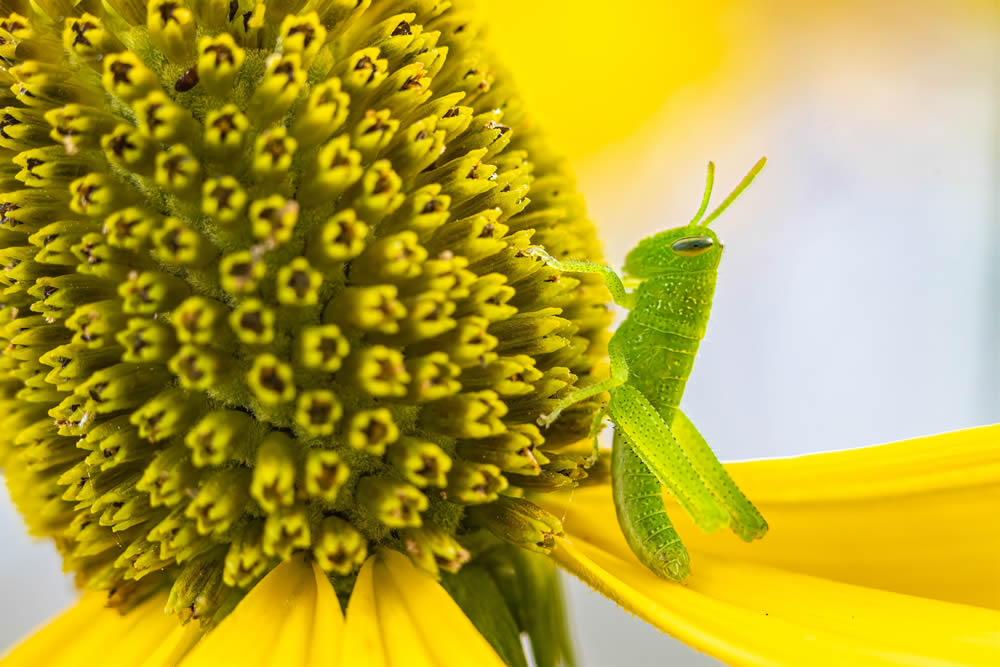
[2,0,1000,664]
[2,550,506,666]
[543,424,1000,664]
[0,0,597,663]
[6,425,999,665]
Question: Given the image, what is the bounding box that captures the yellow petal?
[378,550,507,667]
[2,591,200,667]
[266,565,318,666]
[548,423,1000,608]
[724,422,1000,502]
[307,562,345,666]
[343,551,507,667]
[341,558,386,667]
[138,618,203,667]
[371,559,437,667]
[708,423,1000,608]
[553,536,1000,665]
[179,556,343,667]
[541,424,1000,664]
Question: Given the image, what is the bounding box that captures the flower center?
[0,0,609,624]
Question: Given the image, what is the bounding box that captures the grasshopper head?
[623,157,765,280]
[623,225,723,279]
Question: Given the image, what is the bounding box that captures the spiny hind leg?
[524,246,636,309]
[538,339,628,428]
[612,431,689,581]
[608,385,728,532]
[672,410,768,541]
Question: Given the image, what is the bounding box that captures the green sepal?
[484,546,577,667]
[439,561,529,667]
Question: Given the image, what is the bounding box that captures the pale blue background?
[2,1,998,664]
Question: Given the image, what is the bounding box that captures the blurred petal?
[137,617,203,667]
[477,0,738,158]
[342,552,507,667]
[180,557,343,667]
[541,424,1000,663]
[1,592,201,667]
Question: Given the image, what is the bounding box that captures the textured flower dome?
[0,0,611,622]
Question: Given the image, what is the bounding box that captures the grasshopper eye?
[670,236,714,256]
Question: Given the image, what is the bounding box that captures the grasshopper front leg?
[537,338,629,428]
[584,402,609,468]
[524,246,637,310]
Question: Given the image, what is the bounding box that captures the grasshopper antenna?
[700,156,767,226]
[688,161,715,225]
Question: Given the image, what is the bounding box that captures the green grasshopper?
[527,158,769,581]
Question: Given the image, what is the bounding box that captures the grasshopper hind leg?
[672,410,768,541]
[612,431,690,581]
[608,385,729,532]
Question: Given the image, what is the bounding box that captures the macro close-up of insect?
[1,0,998,665]
[529,158,769,580]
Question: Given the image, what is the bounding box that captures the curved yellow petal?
[341,552,505,667]
[1,591,201,667]
[724,422,1000,502]
[307,562,345,667]
[341,558,386,667]
[379,550,507,667]
[706,423,1000,608]
[371,559,437,667]
[137,617,203,667]
[553,536,1000,666]
[540,424,1000,664]
[179,557,343,667]
[547,423,1000,609]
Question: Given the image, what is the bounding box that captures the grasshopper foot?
[536,410,559,428]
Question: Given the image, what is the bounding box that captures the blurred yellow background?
[474,0,732,158]
[482,0,998,161]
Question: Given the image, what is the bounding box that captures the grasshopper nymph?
[527,158,769,581]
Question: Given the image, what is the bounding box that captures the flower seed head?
[0,0,611,622]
